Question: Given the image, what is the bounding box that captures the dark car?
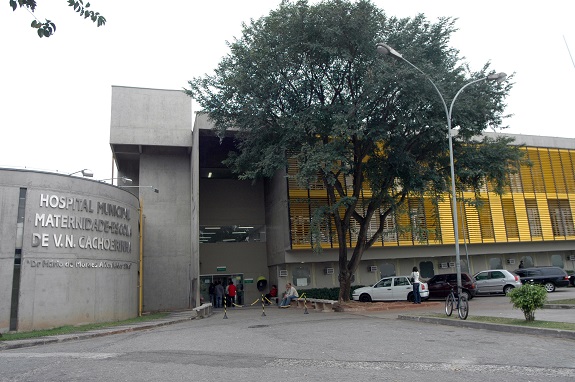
[426,272,477,300]
[513,266,570,292]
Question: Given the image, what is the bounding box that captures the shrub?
[508,283,547,321]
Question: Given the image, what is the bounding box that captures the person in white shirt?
[279,283,299,308]
[411,266,422,304]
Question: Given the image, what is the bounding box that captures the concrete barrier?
[193,303,213,318]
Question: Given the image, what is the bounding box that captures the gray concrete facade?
[110,86,197,312]
[0,169,140,332]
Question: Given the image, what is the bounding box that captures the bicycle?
[445,285,469,320]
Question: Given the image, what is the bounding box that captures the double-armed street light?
[98,176,133,184]
[120,185,160,193]
[68,169,93,177]
[376,42,506,296]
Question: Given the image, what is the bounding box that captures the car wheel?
[503,285,514,295]
[407,292,414,302]
[359,293,372,303]
[459,290,470,301]
[544,282,556,293]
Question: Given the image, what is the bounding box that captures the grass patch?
[428,314,575,331]
[1,313,169,342]
[547,298,575,305]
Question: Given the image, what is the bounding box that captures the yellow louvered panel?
[536,195,554,240]
[550,149,566,194]
[501,197,520,241]
[568,151,575,193]
[396,205,413,245]
[424,198,441,243]
[310,197,332,247]
[519,160,534,193]
[478,199,495,243]
[438,199,454,243]
[539,148,556,194]
[308,189,328,198]
[464,203,482,243]
[529,149,546,193]
[289,189,309,198]
[289,199,311,247]
[513,197,532,241]
[489,195,507,242]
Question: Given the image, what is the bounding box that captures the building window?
[520,256,534,268]
[419,261,434,279]
[525,199,542,237]
[548,200,575,237]
[551,254,564,268]
[379,262,395,277]
[292,265,311,287]
[489,257,502,269]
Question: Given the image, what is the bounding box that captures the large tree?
[187,0,525,302]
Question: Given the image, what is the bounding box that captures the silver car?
[473,269,522,295]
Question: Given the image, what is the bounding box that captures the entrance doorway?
[200,274,244,306]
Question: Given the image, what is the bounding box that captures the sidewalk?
[1,300,574,351]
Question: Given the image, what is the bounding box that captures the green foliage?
[508,283,547,321]
[9,0,106,38]
[187,0,525,301]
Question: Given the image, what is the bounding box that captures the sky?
[1,1,574,181]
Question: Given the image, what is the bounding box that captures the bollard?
[223,296,228,319]
[261,294,266,317]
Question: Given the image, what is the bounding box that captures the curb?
[0,312,199,351]
[398,314,575,340]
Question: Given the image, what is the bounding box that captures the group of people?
[208,280,237,308]
[208,281,299,309]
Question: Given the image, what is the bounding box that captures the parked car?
[352,275,429,302]
[473,269,522,295]
[426,272,477,300]
[513,266,570,292]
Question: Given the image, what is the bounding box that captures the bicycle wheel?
[445,294,454,316]
[457,295,469,320]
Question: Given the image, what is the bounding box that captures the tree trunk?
[338,271,353,302]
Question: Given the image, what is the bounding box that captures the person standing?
[215,281,225,308]
[227,280,237,307]
[279,283,298,308]
[411,266,422,304]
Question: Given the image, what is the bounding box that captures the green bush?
[508,283,547,321]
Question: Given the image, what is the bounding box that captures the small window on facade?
[489,257,502,269]
[292,265,311,287]
[520,256,534,268]
[419,261,434,279]
[379,262,395,277]
[551,254,564,268]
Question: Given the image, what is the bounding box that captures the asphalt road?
[0,288,574,382]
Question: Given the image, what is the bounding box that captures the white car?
[352,276,429,302]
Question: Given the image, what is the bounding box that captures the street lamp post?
[376,42,506,296]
